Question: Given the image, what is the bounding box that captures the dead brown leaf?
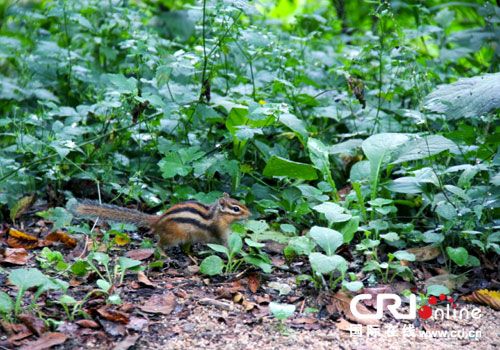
[137,271,155,288]
[360,285,392,307]
[290,317,321,330]
[45,231,77,249]
[0,248,30,265]
[99,319,126,337]
[0,320,29,335]
[233,292,243,303]
[19,332,67,350]
[10,195,36,221]
[75,319,100,329]
[247,272,260,293]
[126,317,149,331]
[97,306,130,324]
[424,273,467,290]
[327,291,379,326]
[335,318,356,332]
[6,330,33,347]
[461,289,500,310]
[241,300,256,312]
[18,313,47,337]
[114,334,140,350]
[140,293,176,315]
[406,245,441,261]
[198,298,233,311]
[7,228,39,249]
[125,248,154,261]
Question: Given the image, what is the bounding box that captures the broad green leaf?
[91,252,110,266]
[200,255,224,276]
[349,160,371,182]
[36,207,73,230]
[278,113,307,138]
[158,147,204,179]
[207,243,229,256]
[380,232,399,242]
[362,134,409,185]
[446,247,469,266]
[0,292,13,314]
[243,255,272,273]
[340,217,359,243]
[59,295,77,305]
[263,156,318,180]
[436,202,457,220]
[309,226,343,255]
[307,138,332,179]
[9,268,47,290]
[312,202,351,223]
[71,260,88,276]
[228,233,243,256]
[427,284,450,296]
[393,250,416,261]
[107,74,138,94]
[286,236,315,256]
[423,72,500,119]
[342,280,364,292]
[118,257,142,271]
[97,279,111,292]
[392,135,459,164]
[309,252,347,275]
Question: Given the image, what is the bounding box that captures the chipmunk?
[70,193,251,250]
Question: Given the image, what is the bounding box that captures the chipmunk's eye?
[232,206,240,212]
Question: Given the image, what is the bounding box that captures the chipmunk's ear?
[219,193,229,206]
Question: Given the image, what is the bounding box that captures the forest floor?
[1,222,498,350]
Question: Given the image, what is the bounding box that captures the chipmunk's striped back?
[69,193,251,249]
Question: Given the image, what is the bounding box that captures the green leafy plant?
[200,233,272,275]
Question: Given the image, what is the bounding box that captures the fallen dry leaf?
[97,306,130,324]
[326,291,379,326]
[360,285,392,308]
[137,271,155,288]
[241,300,256,312]
[18,313,47,337]
[462,289,500,310]
[0,248,30,265]
[99,319,126,337]
[247,272,260,293]
[424,273,467,290]
[19,332,67,350]
[290,317,321,330]
[126,248,154,261]
[127,317,149,332]
[6,331,33,347]
[114,334,140,350]
[406,245,441,261]
[336,318,355,332]
[233,292,244,303]
[198,298,233,311]
[7,228,39,249]
[45,231,77,249]
[140,293,176,315]
[75,319,100,329]
[9,195,36,221]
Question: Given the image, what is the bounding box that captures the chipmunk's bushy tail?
[69,199,156,227]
